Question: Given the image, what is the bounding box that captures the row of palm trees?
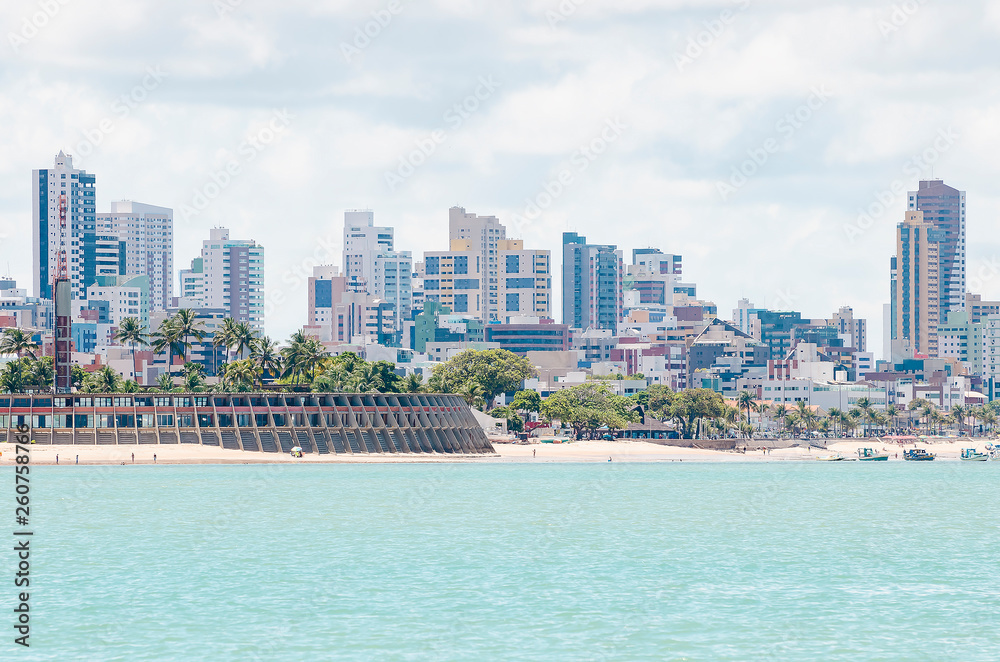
[733,391,1000,438]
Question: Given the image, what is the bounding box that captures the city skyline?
[3,2,1000,347]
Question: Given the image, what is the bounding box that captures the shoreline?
[2,438,996,465]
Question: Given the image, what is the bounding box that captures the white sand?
[1,438,993,465]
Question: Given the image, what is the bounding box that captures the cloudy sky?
[2,0,999,355]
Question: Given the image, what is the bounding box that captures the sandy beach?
[2,437,996,465]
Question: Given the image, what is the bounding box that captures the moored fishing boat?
[903,448,935,461]
[857,448,889,461]
[960,448,988,462]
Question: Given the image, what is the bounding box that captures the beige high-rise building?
[891,210,941,358]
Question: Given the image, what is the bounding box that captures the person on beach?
[55,454,58,464]
[131,452,134,463]
[75,455,78,464]
[533,448,536,458]
[153,454,157,464]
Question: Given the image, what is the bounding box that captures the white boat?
[961,448,989,462]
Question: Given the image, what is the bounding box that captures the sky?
[2,0,1000,357]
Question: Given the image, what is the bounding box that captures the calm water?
[5,462,1000,661]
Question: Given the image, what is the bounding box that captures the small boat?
[816,454,845,461]
[857,448,889,461]
[903,448,935,461]
[986,444,1000,461]
[960,448,988,462]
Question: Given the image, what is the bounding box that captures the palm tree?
[86,366,122,393]
[231,321,256,361]
[826,407,843,438]
[0,328,39,359]
[114,317,149,383]
[920,404,934,436]
[886,404,899,433]
[736,391,755,426]
[458,382,486,411]
[980,408,998,437]
[151,318,184,374]
[121,380,140,393]
[213,317,239,373]
[0,360,27,394]
[772,404,788,437]
[172,309,205,364]
[855,397,873,437]
[950,404,966,436]
[403,372,424,393]
[281,331,326,385]
[156,372,175,393]
[250,336,282,388]
[750,400,768,433]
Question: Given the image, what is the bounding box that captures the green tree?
[736,390,755,426]
[172,309,206,364]
[402,372,425,393]
[488,405,524,433]
[0,328,39,359]
[0,359,28,393]
[540,383,637,439]
[281,331,327,385]
[156,372,175,393]
[251,336,282,387]
[511,390,542,429]
[151,318,185,374]
[429,349,535,409]
[114,317,149,383]
[84,366,123,393]
[666,389,727,439]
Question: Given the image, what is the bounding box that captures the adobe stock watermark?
[966,257,1000,295]
[716,85,832,201]
[877,0,929,39]
[74,66,169,163]
[341,0,405,63]
[8,0,71,54]
[267,230,342,318]
[179,108,294,223]
[510,117,628,234]
[674,0,752,72]
[213,0,243,18]
[545,0,587,29]
[384,76,501,191]
[842,127,959,243]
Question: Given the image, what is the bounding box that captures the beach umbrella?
[291,446,302,453]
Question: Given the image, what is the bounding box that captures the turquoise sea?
[5,462,1000,661]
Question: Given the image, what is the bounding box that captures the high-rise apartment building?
[32,152,98,300]
[907,179,966,314]
[891,210,942,358]
[449,206,505,322]
[421,251,484,318]
[179,228,264,332]
[97,201,174,312]
[496,240,551,321]
[562,232,623,333]
[305,265,395,346]
[342,210,412,328]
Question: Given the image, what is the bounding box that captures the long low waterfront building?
[0,393,495,455]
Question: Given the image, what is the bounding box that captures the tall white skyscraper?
[342,210,412,331]
[449,206,506,322]
[97,201,174,312]
[179,228,265,332]
[32,151,98,300]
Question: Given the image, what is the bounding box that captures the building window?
[425,257,439,275]
[454,294,469,313]
[506,293,519,312]
[506,254,520,273]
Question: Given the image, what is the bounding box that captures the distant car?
[602,434,614,441]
